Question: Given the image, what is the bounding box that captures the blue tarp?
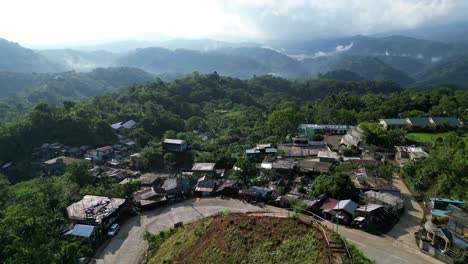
[65,224,96,238]
[453,235,468,249]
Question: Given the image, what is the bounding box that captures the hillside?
[38,49,118,72]
[116,47,307,79]
[413,54,468,89]
[329,56,415,86]
[0,67,154,121]
[146,213,371,264]
[0,38,62,73]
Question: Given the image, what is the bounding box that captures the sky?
[1,0,467,47]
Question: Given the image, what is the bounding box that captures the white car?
[107,223,120,237]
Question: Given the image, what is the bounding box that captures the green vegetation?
[331,232,375,264]
[148,214,337,264]
[310,173,358,201]
[402,132,467,201]
[0,72,466,261]
[406,132,468,145]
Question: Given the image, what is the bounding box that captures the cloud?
[1,0,467,46]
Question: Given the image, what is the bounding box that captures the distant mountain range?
[1,34,468,90]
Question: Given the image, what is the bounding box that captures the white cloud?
[0,0,467,46]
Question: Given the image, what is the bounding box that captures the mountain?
[328,56,415,86]
[375,20,468,44]
[0,67,154,121]
[413,54,468,89]
[377,55,427,76]
[318,69,364,81]
[38,49,118,72]
[279,35,459,63]
[0,38,63,73]
[116,47,307,79]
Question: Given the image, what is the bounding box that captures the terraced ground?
[145,213,372,264]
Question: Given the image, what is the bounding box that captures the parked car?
[107,223,120,237]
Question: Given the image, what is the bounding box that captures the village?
[28,116,467,264]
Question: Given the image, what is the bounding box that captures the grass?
[406,132,468,145]
[331,232,375,264]
[147,213,340,264]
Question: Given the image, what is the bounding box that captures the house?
[317,150,340,163]
[133,188,167,209]
[320,198,339,220]
[276,192,325,212]
[333,199,358,224]
[379,119,408,130]
[271,158,296,176]
[339,126,365,147]
[278,139,330,158]
[216,180,243,197]
[354,203,385,225]
[296,159,330,174]
[406,117,433,130]
[250,186,273,199]
[299,124,354,136]
[66,195,126,230]
[111,120,137,134]
[163,139,188,152]
[351,168,396,192]
[429,116,462,129]
[429,197,465,218]
[64,224,101,245]
[192,163,216,176]
[194,176,217,197]
[138,173,171,188]
[89,146,113,161]
[246,144,277,157]
[395,146,428,166]
[363,191,404,212]
[42,156,82,175]
[162,177,193,199]
[446,205,468,252]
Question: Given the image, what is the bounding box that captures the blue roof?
[246,149,260,154]
[334,199,358,214]
[408,117,432,127]
[122,120,136,129]
[265,147,277,153]
[65,224,96,238]
[431,209,449,217]
[430,117,460,127]
[382,119,407,125]
[431,198,465,204]
[452,235,468,249]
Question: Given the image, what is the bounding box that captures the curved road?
[93,194,441,264]
[93,198,277,264]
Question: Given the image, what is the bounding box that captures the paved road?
[93,198,277,264]
[320,174,441,264]
[93,194,441,264]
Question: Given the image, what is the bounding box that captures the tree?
[310,173,358,201]
[233,157,257,185]
[267,107,302,139]
[140,141,163,170]
[66,161,92,187]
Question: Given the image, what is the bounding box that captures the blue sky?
[1,0,467,46]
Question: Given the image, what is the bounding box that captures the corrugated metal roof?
[65,224,96,238]
[334,199,358,214]
[163,139,186,145]
[430,117,460,127]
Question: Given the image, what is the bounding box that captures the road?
[93,198,278,264]
[93,192,441,264]
[320,173,441,264]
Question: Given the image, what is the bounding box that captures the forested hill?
[1,72,466,184]
[0,67,155,121]
[0,38,62,73]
